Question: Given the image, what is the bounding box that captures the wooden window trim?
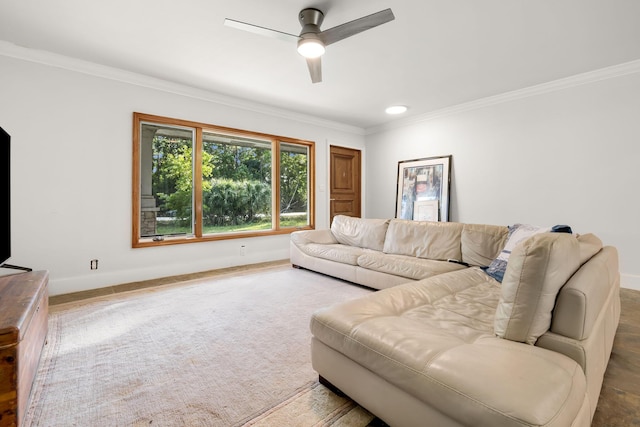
[132,112,315,248]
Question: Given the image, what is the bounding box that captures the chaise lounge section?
[292,216,620,426]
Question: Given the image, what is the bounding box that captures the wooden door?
[330,145,361,224]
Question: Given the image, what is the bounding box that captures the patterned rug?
[24,265,375,426]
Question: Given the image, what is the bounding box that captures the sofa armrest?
[290,229,338,246]
[551,246,619,340]
[536,247,620,417]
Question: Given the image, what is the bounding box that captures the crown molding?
[4,40,639,138]
[366,59,640,135]
[0,40,365,136]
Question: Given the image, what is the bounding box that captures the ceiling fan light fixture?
[385,105,408,115]
[226,7,394,83]
[297,38,325,58]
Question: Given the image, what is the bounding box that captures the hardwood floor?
[592,288,640,426]
[49,259,290,305]
[49,265,640,425]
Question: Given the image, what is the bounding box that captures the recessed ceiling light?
[385,105,408,115]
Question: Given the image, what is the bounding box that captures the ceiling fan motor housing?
[298,8,324,34]
[297,8,326,58]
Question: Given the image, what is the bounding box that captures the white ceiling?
[2,0,640,130]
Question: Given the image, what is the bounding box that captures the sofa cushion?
[357,252,466,281]
[484,223,551,282]
[298,243,366,266]
[383,219,463,261]
[291,228,338,246]
[576,233,603,265]
[460,223,509,267]
[331,215,390,252]
[311,268,587,426]
[311,268,501,364]
[494,233,582,345]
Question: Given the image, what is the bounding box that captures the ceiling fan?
[224,7,395,83]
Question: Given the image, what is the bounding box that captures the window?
[133,113,315,247]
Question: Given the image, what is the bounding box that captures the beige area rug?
[24,265,378,427]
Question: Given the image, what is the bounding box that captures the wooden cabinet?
[0,271,49,427]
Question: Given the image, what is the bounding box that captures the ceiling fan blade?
[306,57,322,83]
[224,18,299,43]
[319,8,395,46]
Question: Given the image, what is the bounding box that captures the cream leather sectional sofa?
[290,215,620,427]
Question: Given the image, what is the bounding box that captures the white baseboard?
[48,262,640,295]
[621,273,640,291]
[48,251,289,296]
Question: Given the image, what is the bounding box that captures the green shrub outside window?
[132,113,315,247]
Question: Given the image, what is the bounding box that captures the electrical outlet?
[90,259,99,270]
[240,245,246,256]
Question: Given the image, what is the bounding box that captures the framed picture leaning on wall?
[395,155,452,222]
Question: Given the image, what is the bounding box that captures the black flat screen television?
[0,126,10,266]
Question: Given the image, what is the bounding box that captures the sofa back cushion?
[383,219,463,260]
[330,215,390,252]
[576,233,604,265]
[494,233,582,345]
[460,224,509,267]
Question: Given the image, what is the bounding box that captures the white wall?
[0,51,364,295]
[3,46,638,294]
[365,68,640,289]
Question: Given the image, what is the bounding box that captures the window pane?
[202,132,272,234]
[140,123,194,239]
[280,142,309,228]
[133,112,315,247]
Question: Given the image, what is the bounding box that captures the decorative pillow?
[484,224,551,282]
